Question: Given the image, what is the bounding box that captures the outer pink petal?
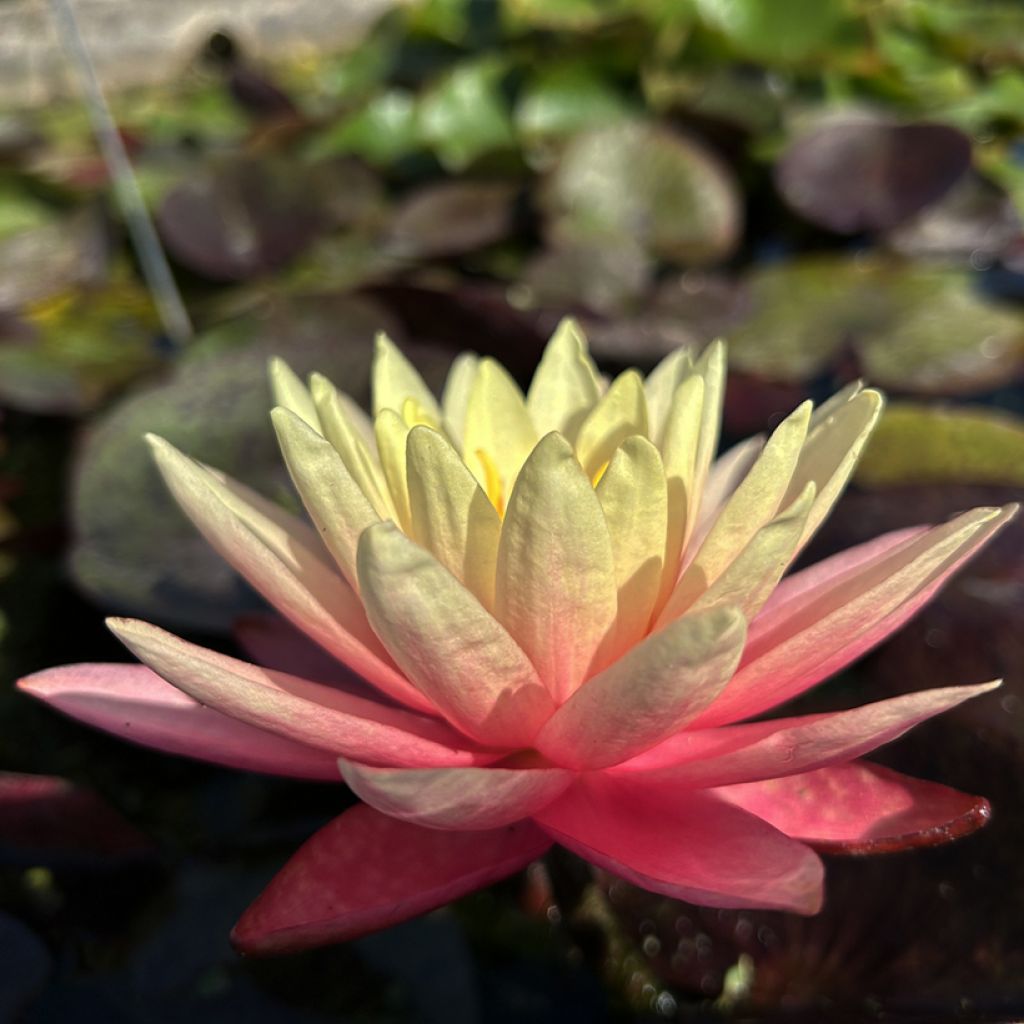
[233,612,386,702]
[18,664,343,780]
[695,508,1013,727]
[534,775,823,915]
[107,619,496,769]
[618,681,999,787]
[714,761,991,854]
[232,803,552,954]
[338,761,573,830]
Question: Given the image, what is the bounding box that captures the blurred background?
[1,0,1023,1020]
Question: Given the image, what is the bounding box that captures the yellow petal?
[658,373,704,611]
[525,317,601,441]
[146,434,427,710]
[374,408,414,531]
[268,357,320,431]
[690,340,727,533]
[357,522,555,747]
[311,373,395,519]
[271,407,380,590]
[644,347,693,447]
[441,352,479,444]
[785,388,884,550]
[677,399,811,604]
[372,332,441,420]
[684,482,816,621]
[406,425,502,610]
[495,433,618,703]
[535,606,746,770]
[462,358,538,509]
[574,369,649,480]
[595,435,668,654]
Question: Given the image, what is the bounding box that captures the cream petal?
[463,358,538,507]
[268,357,320,431]
[574,369,649,480]
[784,388,884,550]
[146,434,428,709]
[689,340,727,531]
[107,619,490,767]
[535,606,746,770]
[698,505,1016,727]
[271,407,381,591]
[494,433,618,703]
[684,482,816,621]
[357,522,555,747]
[339,761,572,830]
[692,435,764,547]
[659,401,811,625]
[372,332,441,420]
[374,408,414,530]
[406,425,502,610]
[595,435,668,653]
[525,317,601,441]
[310,374,394,519]
[644,347,693,447]
[441,351,479,445]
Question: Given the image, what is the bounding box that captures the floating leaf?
[416,59,516,171]
[387,180,518,259]
[542,120,742,266]
[307,89,420,165]
[696,0,847,63]
[501,0,633,32]
[855,404,1024,488]
[515,64,632,143]
[156,156,323,282]
[776,113,972,233]
[0,281,161,415]
[69,296,431,630]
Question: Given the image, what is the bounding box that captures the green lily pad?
[725,258,1024,394]
[69,295,422,631]
[307,89,420,166]
[855,404,1024,488]
[501,0,633,32]
[542,120,742,266]
[0,281,161,415]
[515,64,632,143]
[696,0,848,63]
[416,59,517,171]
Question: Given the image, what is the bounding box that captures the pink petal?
[18,664,343,780]
[107,620,497,768]
[714,760,991,854]
[339,760,572,830]
[232,803,552,954]
[618,681,999,787]
[233,612,386,702]
[695,506,1013,727]
[534,775,823,915]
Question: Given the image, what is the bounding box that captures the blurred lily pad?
[855,404,1024,488]
[387,180,519,259]
[0,282,161,415]
[695,0,847,63]
[515,64,632,144]
[726,257,1024,394]
[305,89,420,165]
[776,113,973,233]
[156,156,324,282]
[501,0,633,32]
[416,59,517,171]
[542,120,742,266]
[69,296,430,630]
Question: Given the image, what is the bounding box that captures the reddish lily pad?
[776,113,973,234]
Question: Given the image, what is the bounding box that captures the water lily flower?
[19,321,1013,955]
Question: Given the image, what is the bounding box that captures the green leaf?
[542,119,742,266]
[856,404,1024,487]
[417,59,516,171]
[696,0,847,63]
[307,90,420,165]
[501,0,635,32]
[515,64,632,142]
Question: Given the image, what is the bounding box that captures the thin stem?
[48,0,193,349]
